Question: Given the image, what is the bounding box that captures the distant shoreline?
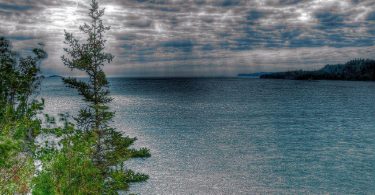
[259,59,375,81]
[47,75,63,78]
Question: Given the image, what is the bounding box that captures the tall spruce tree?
[61,0,150,192]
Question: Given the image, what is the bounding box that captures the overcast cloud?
[1,0,374,77]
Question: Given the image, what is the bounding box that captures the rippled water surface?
[41,78,375,194]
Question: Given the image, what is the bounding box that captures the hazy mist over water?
[41,78,375,194]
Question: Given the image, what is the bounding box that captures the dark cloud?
[218,0,242,7]
[125,16,153,28]
[0,0,374,77]
[315,11,347,29]
[0,2,32,11]
[5,35,34,41]
[367,11,375,20]
[264,0,310,7]
[246,9,266,21]
[161,40,195,52]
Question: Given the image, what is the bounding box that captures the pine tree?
[61,0,150,192]
[61,0,115,169]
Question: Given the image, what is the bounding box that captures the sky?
[0,0,374,77]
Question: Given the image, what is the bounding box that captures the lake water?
[41,78,375,194]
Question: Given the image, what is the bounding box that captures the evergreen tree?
[61,0,150,192]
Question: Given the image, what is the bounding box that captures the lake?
[40,78,375,194]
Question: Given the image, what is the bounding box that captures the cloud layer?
[1,0,374,76]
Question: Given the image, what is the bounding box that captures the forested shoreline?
[0,1,150,194]
[260,59,375,81]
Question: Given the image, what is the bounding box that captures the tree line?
[260,59,375,81]
[0,0,150,194]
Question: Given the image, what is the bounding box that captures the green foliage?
[31,0,151,194]
[33,132,104,195]
[261,58,375,81]
[0,37,46,194]
[0,136,19,168]
[0,110,41,194]
[130,148,152,158]
[106,169,149,192]
[1,1,150,194]
[0,37,46,109]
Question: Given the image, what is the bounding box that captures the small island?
[260,59,375,81]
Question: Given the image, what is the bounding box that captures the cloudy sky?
[1,0,374,77]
